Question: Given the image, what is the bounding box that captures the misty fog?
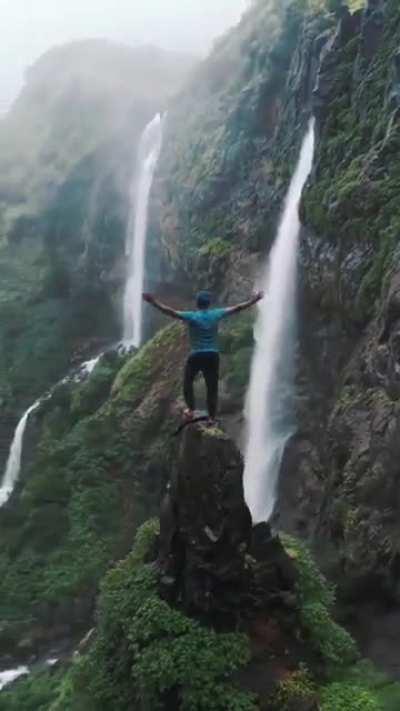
[0,0,248,112]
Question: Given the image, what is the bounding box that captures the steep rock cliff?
[147,0,400,673]
[280,0,400,605]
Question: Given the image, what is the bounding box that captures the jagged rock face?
[159,425,252,623]
[277,0,400,620]
[313,8,363,121]
[158,425,297,629]
[151,0,400,651]
[153,1,332,301]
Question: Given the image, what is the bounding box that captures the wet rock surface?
[158,424,298,629]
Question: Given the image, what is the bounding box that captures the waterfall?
[81,356,101,375]
[0,400,40,507]
[123,113,164,347]
[244,119,315,524]
[0,666,29,691]
[0,353,104,508]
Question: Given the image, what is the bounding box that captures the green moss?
[112,323,182,403]
[226,346,254,394]
[71,353,126,420]
[303,0,400,319]
[283,535,358,666]
[198,237,232,259]
[220,312,255,353]
[271,669,317,710]
[357,224,397,315]
[220,312,255,397]
[159,0,318,275]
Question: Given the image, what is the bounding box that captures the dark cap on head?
[196,291,212,308]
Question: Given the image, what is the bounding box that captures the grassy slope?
[0,325,185,644]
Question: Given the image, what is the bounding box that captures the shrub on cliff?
[283,535,357,666]
[69,520,257,710]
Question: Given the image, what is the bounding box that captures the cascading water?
[0,400,40,507]
[0,353,104,508]
[0,666,29,691]
[123,113,164,347]
[244,118,315,524]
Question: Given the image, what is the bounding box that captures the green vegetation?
[271,668,317,710]
[198,237,233,259]
[220,312,255,396]
[113,323,182,403]
[4,533,400,710]
[0,324,184,646]
[303,0,400,318]
[283,535,357,666]
[321,681,380,711]
[70,353,122,420]
[64,521,256,711]
[325,0,365,13]
[0,668,67,711]
[159,0,331,276]
[318,660,400,711]
[277,542,400,711]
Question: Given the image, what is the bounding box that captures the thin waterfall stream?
[0,401,40,507]
[0,355,103,508]
[0,115,164,509]
[123,113,164,347]
[244,119,315,524]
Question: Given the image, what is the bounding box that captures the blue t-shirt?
[178,308,228,354]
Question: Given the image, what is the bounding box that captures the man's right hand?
[143,292,155,304]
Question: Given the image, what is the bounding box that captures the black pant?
[184,352,220,419]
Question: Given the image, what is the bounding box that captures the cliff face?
[0,41,195,426]
[152,0,400,602]
[281,0,400,603]
[147,0,400,672]
[153,0,331,299]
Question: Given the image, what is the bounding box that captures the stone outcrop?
[158,424,298,631]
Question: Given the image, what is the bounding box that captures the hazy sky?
[0,0,248,111]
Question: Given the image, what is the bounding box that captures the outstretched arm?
[142,293,185,320]
[224,291,264,317]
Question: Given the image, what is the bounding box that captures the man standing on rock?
[143,290,264,425]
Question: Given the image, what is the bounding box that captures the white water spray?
[81,356,101,376]
[244,119,315,524]
[0,666,29,691]
[0,401,40,507]
[123,113,164,347]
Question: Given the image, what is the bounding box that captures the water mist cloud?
[0,0,248,111]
